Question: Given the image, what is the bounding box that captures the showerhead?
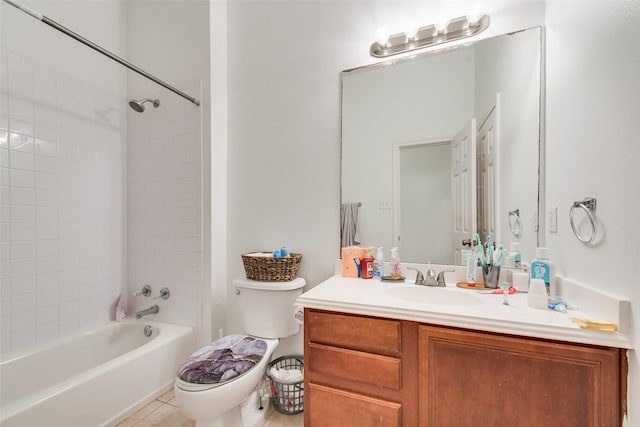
[128,98,160,113]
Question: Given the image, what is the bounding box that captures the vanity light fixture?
[370,14,490,58]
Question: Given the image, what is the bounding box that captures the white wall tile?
[37,321,59,342]
[11,309,36,331]
[10,151,35,171]
[11,274,36,294]
[11,257,36,278]
[12,292,36,312]
[11,328,36,350]
[37,305,58,323]
[11,203,35,222]
[2,50,127,352]
[37,288,59,308]
[0,149,8,167]
[10,187,34,205]
[9,132,34,153]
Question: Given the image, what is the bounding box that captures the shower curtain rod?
[3,0,201,106]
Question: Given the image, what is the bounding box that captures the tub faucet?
[136,305,159,319]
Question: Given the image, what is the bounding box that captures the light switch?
[379,199,391,210]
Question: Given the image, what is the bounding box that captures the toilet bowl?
[174,277,305,427]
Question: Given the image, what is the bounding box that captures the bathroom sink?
[384,286,482,306]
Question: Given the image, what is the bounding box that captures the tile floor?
[115,388,303,427]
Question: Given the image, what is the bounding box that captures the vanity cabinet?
[418,325,624,427]
[304,309,625,427]
[304,309,419,426]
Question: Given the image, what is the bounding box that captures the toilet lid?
[177,335,267,388]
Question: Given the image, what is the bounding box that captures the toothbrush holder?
[482,264,501,289]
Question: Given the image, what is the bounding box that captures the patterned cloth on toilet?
[177,335,267,385]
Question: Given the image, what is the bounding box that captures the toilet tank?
[233,277,306,339]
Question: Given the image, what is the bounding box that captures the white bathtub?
[0,320,195,427]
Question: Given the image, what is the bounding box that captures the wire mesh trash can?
[266,355,304,414]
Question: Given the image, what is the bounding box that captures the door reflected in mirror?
[341,27,543,265]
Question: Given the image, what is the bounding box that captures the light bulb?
[434,17,450,34]
[467,3,485,26]
[404,21,418,41]
[376,26,390,47]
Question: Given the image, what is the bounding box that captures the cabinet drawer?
[309,383,401,427]
[307,310,401,356]
[309,343,401,390]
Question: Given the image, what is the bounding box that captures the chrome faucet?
[136,305,159,319]
[408,267,455,287]
[408,267,436,286]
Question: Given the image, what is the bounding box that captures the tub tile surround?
[0,48,126,353]
[126,81,203,330]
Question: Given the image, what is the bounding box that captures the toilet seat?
[176,335,267,392]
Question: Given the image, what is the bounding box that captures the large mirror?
[341,27,543,265]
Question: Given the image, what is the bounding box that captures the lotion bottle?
[390,247,401,279]
[373,247,384,279]
[530,247,555,296]
[466,249,479,286]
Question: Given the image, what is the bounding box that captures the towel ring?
[569,198,597,243]
[508,209,522,237]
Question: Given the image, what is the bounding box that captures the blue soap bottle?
[530,247,555,296]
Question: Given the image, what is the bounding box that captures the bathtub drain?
[144,325,153,337]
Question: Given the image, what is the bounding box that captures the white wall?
[545,1,640,423]
[225,0,544,359]
[1,0,127,352]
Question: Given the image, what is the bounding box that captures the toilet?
[174,277,306,427]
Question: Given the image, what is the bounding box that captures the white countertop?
[296,275,633,349]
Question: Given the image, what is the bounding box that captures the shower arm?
[3,0,201,107]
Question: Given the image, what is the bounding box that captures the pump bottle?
[530,247,555,296]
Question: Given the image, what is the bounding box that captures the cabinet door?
[418,325,622,427]
[308,383,401,427]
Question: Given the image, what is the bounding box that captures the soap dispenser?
[390,247,401,279]
[373,247,384,279]
[530,247,555,296]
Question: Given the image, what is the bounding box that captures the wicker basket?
[241,252,302,282]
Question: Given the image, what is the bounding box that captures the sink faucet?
[408,268,455,287]
[408,267,436,286]
[436,270,455,287]
[136,305,159,319]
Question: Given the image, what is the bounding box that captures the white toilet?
[174,277,305,427]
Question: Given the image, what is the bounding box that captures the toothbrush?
[475,238,487,267]
[486,235,493,265]
[494,244,505,266]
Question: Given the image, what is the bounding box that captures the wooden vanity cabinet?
[419,325,624,427]
[304,309,419,426]
[304,309,625,427]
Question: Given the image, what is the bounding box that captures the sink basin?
[385,286,482,306]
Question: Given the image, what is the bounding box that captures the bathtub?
[0,320,195,427]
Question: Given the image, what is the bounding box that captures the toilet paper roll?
[293,306,304,325]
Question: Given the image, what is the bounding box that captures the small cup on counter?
[528,279,548,310]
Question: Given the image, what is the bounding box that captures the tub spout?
[136,305,159,319]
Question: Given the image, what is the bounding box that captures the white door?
[451,119,477,265]
[477,101,499,244]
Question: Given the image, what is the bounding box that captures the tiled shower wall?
[0,49,127,353]
[126,83,203,330]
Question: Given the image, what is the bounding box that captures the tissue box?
[341,247,366,278]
